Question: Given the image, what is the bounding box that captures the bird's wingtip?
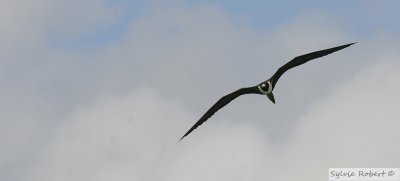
[341,42,357,49]
[179,133,189,142]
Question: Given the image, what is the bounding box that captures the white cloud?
[1,1,399,181]
[27,88,188,180]
[26,57,400,181]
[0,0,119,53]
[0,1,123,180]
[282,58,400,181]
[27,87,275,181]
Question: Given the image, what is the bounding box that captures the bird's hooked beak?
[267,93,275,104]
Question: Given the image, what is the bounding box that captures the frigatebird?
[180,42,356,141]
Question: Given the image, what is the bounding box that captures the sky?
[0,0,399,181]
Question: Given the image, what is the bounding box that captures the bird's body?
[180,42,356,141]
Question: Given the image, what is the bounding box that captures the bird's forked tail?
[267,93,275,104]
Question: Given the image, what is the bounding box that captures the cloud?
[27,88,188,180]
[26,56,400,181]
[26,87,273,181]
[283,58,400,181]
[100,6,373,143]
[0,0,122,180]
[1,1,399,181]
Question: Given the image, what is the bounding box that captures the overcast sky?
[1,1,399,181]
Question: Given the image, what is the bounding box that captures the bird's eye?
[261,83,266,87]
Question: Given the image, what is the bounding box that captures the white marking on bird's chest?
[258,81,272,94]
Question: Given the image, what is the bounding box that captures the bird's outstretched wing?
[180,86,260,141]
[270,42,356,87]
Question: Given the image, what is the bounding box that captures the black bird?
[180,42,356,141]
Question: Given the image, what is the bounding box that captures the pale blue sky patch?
[49,0,400,51]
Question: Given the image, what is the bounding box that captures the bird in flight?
[180,42,356,141]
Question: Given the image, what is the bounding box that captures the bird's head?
[257,80,275,104]
[257,81,272,94]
